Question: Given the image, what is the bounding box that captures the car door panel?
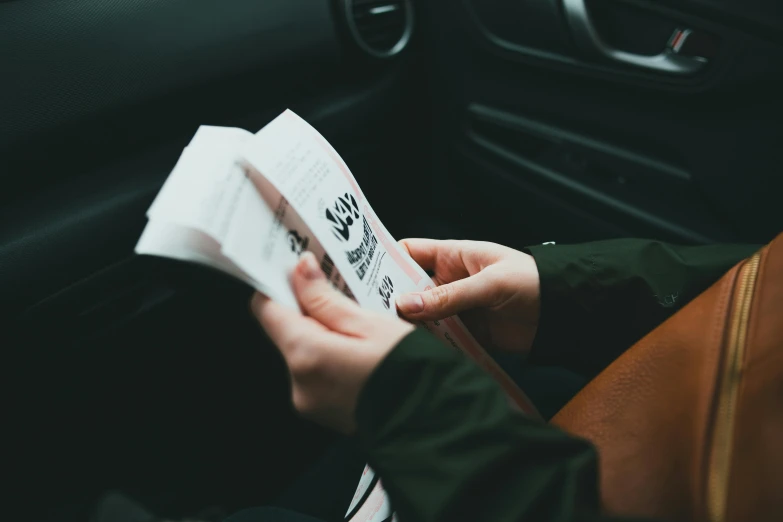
[0,64,425,315]
[2,1,428,520]
[0,0,338,147]
[4,0,781,519]
[427,0,783,248]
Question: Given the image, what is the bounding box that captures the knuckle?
[333,314,356,333]
[281,330,307,352]
[447,239,471,250]
[336,302,369,328]
[291,389,315,416]
[440,239,458,252]
[288,348,321,377]
[257,302,278,328]
[305,288,333,315]
[429,285,453,309]
[482,268,512,306]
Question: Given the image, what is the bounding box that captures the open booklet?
[135,110,539,521]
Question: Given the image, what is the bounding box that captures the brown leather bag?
[552,234,783,522]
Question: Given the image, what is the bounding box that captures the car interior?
[3,0,782,520]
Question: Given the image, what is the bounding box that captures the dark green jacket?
[356,239,759,522]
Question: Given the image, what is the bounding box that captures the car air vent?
[346,0,413,58]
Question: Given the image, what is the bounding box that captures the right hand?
[396,239,541,355]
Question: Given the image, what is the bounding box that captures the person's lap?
[223,363,585,522]
[224,507,325,522]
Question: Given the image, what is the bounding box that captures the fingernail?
[397,293,424,313]
[299,252,324,280]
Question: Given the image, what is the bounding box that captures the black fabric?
[273,438,366,522]
[221,239,758,522]
[493,354,586,420]
[218,363,585,522]
[224,507,325,522]
[90,491,156,522]
[355,329,652,522]
[526,239,759,379]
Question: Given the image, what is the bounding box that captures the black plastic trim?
[0,0,340,147]
[464,128,715,243]
[461,0,745,92]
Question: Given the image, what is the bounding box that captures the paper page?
[137,125,335,309]
[345,465,376,516]
[146,126,254,243]
[136,220,256,287]
[349,480,393,522]
[237,110,540,522]
[135,112,541,522]
[240,110,540,416]
[221,166,353,310]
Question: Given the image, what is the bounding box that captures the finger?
[396,271,494,321]
[397,238,413,256]
[251,292,342,379]
[398,238,446,271]
[250,291,328,356]
[292,252,371,335]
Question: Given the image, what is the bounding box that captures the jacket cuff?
[523,243,595,367]
[355,328,459,447]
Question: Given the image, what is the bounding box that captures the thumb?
[292,252,369,335]
[396,272,493,321]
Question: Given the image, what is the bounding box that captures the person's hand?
[250,252,414,434]
[396,239,540,355]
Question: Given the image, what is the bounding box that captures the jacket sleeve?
[356,329,651,522]
[525,239,759,378]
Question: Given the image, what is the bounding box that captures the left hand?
[396,238,540,356]
[250,252,414,434]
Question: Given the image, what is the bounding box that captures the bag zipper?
[707,252,761,522]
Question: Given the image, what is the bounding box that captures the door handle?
[562,0,707,75]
